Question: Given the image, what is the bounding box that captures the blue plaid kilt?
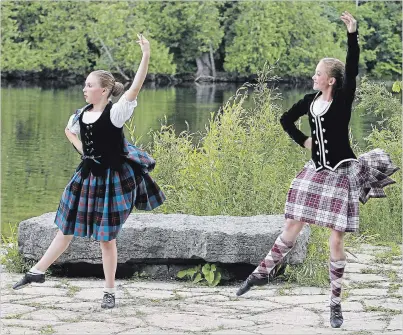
[54,140,165,241]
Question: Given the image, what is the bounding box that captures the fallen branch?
[194,75,215,83]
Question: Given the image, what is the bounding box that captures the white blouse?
[312,99,331,116]
[67,93,137,134]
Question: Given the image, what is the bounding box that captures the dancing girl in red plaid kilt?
[13,34,165,309]
[236,12,398,329]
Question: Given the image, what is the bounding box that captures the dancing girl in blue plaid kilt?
[13,34,165,309]
[236,12,398,328]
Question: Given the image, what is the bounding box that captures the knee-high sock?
[329,259,346,306]
[252,235,295,279]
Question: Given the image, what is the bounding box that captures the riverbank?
[0,70,321,88]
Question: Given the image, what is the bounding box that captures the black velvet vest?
[78,102,126,178]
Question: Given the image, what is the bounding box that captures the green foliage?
[224,1,345,77]
[0,2,43,71]
[317,1,402,79]
[358,1,402,79]
[355,78,402,244]
[88,1,176,75]
[177,263,222,286]
[0,223,33,273]
[1,2,95,73]
[140,0,224,73]
[1,1,400,79]
[392,81,402,93]
[150,66,307,215]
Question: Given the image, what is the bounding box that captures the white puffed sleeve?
[66,114,80,134]
[110,93,138,128]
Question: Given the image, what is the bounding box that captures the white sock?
[29,267,45,275]
[104,287,115,295]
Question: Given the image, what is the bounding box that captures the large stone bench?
[18,212,310,279]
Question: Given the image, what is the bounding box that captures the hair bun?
[111,82,124,97]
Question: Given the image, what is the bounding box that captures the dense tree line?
[1,1,401,81]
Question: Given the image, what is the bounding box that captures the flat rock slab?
[18,212,310,266]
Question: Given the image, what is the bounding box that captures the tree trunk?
[94,30,130,81]
[209,43,216,78]
[195,52,216,82]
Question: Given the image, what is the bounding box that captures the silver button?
[321,117,324,121]
[324,140,328,143]
[86,125,90,129]
[327,161,330,164]
[312,118,315,122]
[315,141,318,144]
[323,129,326,132]
[90,125,93,128]
[313,130,316,134]
[316,151,319,155]
[325,150,328,153]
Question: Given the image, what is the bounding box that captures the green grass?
[66,285,81,297]
[388,283,401,294]
[363,305,402,315]
[0,223,34,273]
[40,326,55,335]
[374,244,402,264]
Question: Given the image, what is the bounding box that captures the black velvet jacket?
[280,31,360,171]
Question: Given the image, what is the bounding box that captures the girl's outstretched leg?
[236,219,305,296]
[13,230,74,289]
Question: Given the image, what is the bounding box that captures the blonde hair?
[320,58,345,90]
[91,70,124,97]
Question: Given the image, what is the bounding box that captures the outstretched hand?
[340,11,357,33]
[137,33,150,55]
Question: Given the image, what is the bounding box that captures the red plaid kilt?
[285,149,398,232]
[54,141,165,241]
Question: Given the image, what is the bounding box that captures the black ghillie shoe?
[13,272,45,290]
[236,274,268,296]
[330,304,344,328]
[101,293,115,309]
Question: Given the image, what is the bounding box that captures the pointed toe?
[12,272,45,290]
[236,274,268,297]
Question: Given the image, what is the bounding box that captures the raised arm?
[340,11,359,105]
[125,34,150,102]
